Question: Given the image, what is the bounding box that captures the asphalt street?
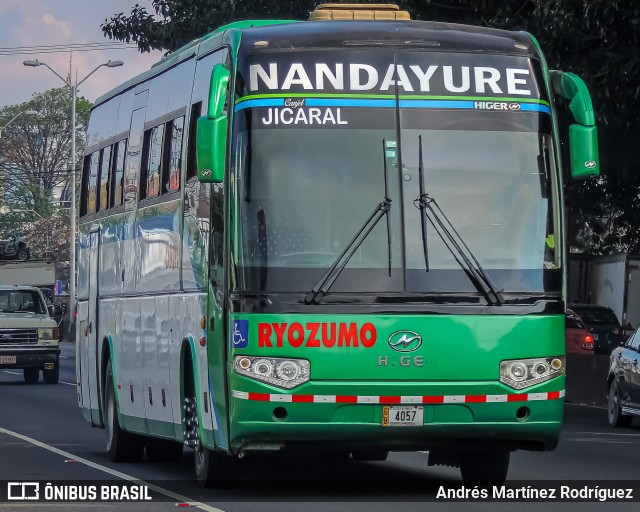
[0,342,639,512]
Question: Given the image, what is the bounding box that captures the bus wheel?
[23,368,39,384]
[194,442,231,488]
[608,380,633,428]
[104,361,145,462]
[184,396,230,487]
[351,450,389,462]
[459,449,510,484]
[146,437,184,462]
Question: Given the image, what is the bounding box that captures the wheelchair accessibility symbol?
[232,320,249,348]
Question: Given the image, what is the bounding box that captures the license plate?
[382,406,423,427]
[0,355,16,364]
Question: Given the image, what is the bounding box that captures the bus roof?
[94,18,538,108]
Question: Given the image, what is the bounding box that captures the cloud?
[40,13,73,40]
[0,0,163,109]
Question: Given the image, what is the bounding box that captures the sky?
[0,0,163,110]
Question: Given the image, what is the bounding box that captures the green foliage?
[101,0,640,254]
[102,0,315,53]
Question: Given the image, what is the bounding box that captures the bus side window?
[125,106,147,209]
[111,139,127,208]
[186,102,202,182]
[165,116,184,193]
[80,154,92,216]
[86,151,100,215]
[142,124,165,199]
[99,145,112,211]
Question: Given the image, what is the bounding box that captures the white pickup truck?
[0,285,60,383]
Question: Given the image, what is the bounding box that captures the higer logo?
[258,322,377,348]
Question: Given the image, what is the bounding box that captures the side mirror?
[550,71,600,180]
[569,124,599,179]
[197,63,230,184]
[197,116,227,183]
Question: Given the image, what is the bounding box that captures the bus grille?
[0,329,38,345]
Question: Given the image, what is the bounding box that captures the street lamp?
[23,59,123,324]
[0,109,37,138]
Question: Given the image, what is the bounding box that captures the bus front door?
[79,229,102,426]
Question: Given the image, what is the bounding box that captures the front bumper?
[0,347,60,369]
[227,377,564,453]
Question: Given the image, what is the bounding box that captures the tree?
[0,87,92,260]
[101,0,640,254]
[102,0,316,53]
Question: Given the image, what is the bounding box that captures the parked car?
[607,326,640,427]
[0,235,30,261]
[565,309,594,354]
[568,304,627,355]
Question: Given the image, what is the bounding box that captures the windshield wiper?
[417,135,430,272]
[304,139,393,305]
[414,135,505,306]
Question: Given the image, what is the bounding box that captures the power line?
[0,41,138,56]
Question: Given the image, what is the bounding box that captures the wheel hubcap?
[184,397,200,448]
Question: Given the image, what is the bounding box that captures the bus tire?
[43,360,59,384]
[608,380,633,428]
[459,449,510,484]
[195,444,233,488]
[184,368,230,487]
[352,450,389,462]
[23,368,39,384]
[104,360,145,462]
[146,437,184,462]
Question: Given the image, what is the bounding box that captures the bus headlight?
[500,356,564,390]
[234,356,310,389]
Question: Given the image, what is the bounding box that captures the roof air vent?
[309,3,411,21]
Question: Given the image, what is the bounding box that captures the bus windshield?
[231,50,559,297]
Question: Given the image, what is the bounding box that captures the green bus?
[76,3,599,486]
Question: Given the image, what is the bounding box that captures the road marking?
[3,371,21,375]
[566,438,634,444]
[0,427,226,512]
[573,431,640,437]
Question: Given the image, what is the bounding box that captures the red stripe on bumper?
[422,396,445,404]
